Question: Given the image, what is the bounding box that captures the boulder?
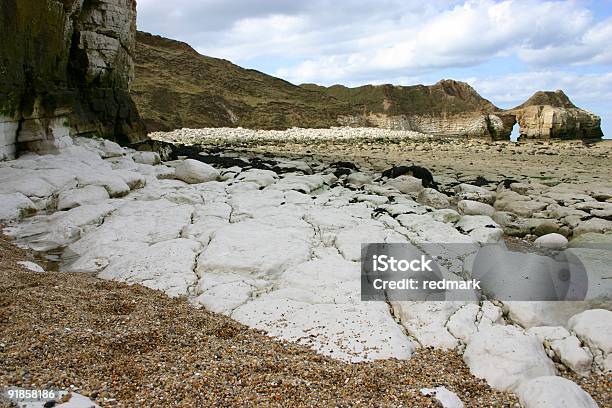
[516,376,598,408]
[456,215,499,233]
[175,159,220,184]
[385,175,424,194]
[534,233,568,250]
[417,188,450,209]
[455,184,496,204]
[0,193,37,220]
[57,185,110,210]
[346,172,372,187]
[495,191,548,217]
[132,151,161,165]
[573,218,612,236]
[457,200,495,216]
[568,309,612,372]
[463,324,556,391]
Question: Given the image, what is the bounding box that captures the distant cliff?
[507,91,603,140]
[0,0,146,160]
[131,32,603,141]
[132,31,348,131]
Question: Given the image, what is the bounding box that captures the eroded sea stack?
[0,0,146,160]
[507,90,603,140]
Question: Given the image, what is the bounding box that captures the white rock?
[420,387,464,408]
[463,324,556,391]
[0,193,37,220]
[197,219,313,279]
[469,226,503,244]
[431,209,461,223]
[76,170,131,197]
[335,223,407,261]
[10,204,115,251]
[235,168,278,187]
[0,175,56,198]
[457,200,495,216]
[385,175,424,194]
[98,139,125,158]
[397,214,473,244]
[569,309,612,372]
[504,302,592,329]
[550,336,593,376]
[17,261,45,273]
[417,188,450,209]
[346,172,372,186]
[192,272,268,315]
[175,159,220,184]
[527,326,571,343]
[99,238,201,297]
[392,301,465,349]
[516,376,598,408]
[271,174,327,193]
[534,233,569,249]
[57,185,110,210]
[233,297,415,362]
[455,184,496,204]
[456,215,499,233]
[132,151,161,165]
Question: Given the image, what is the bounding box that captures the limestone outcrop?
[507,91,603,140]
[0,0,146,160]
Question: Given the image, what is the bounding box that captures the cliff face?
[507,91,603,140]
[132,32,348,132]
[0,0,146,160]
[321,80,514,139]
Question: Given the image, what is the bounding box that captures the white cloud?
[273,0,610,84]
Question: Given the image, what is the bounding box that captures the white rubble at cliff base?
[0,134,608,405]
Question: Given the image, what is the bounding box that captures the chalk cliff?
[0,0,146,160]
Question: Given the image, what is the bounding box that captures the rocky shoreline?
[1,130,611,407]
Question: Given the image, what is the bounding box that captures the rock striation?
[0,0,146,160]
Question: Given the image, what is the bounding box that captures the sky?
[137,0,612,138]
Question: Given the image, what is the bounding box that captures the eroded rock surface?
[1,134,609,406]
